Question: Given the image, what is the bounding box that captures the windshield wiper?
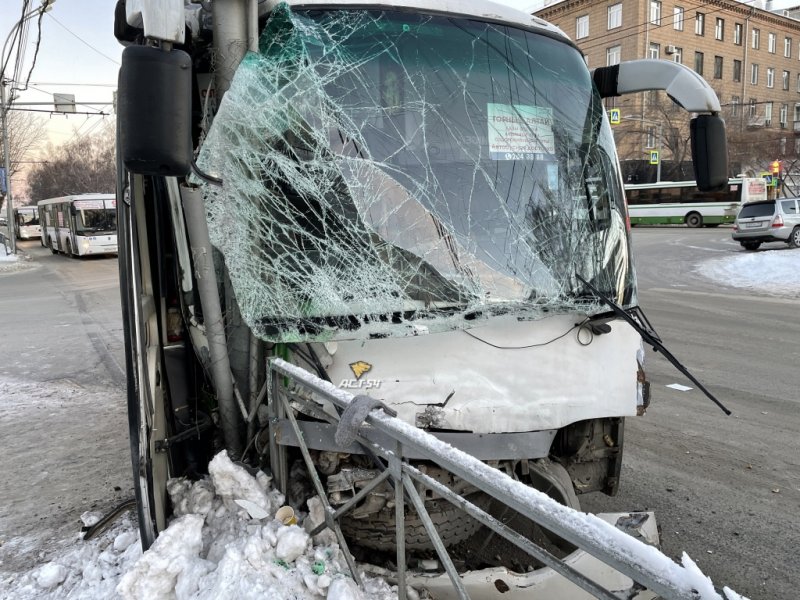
[577,276,731,416]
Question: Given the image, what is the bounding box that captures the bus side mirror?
[118,45,192,176]
[691,114,728,192]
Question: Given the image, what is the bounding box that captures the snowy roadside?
[0,452,398,600]
[697,249,800,297]
[0,251,36,274]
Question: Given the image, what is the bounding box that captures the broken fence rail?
[267,358,742,600]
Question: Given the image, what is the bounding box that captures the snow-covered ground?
[0,250,36,273]
[1,452,398,600]
[697,248,800,297]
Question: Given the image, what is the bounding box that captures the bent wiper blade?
[577,276,731,416]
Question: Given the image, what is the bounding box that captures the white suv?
[732,198,800,250]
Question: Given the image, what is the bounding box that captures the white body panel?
[628,202,738,221]
[324,314,642,433]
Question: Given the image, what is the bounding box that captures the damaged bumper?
[407,512,659,600]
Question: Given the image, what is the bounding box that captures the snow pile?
[698,250,800,296]
[0,251,35,273]
[1,452,396,600]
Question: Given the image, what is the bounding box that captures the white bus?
[12,206,41,240]
[624,177,767,227]
[38,194,117,257]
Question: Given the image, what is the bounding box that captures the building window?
[576,15,589,39]
[794,103,800,122]
[734,22,743,45]
[769,32,776,53]
[674,6,684,30]
[715,18,724,41]
[786,37,793,58]
[784,70,791,90]
[749,98,757,118]
[751,63,759,85]
[781,103,788,127]
[607,45,621,66]
[731,95,740,117]
[608,3,622,29]
[714,56,723,79]
[767,67,775,88]
[765,102,773,126]
[694,51,704,75]
[650,0,662,25]
[733,59,742,82]
[649,43,660,59]
[673,47,683,64]
[797,73,800,92]
[752,28,760,49]
[695,12,705,36]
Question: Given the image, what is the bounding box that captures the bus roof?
[624,178,742,190]
[262,0,568,41]
[37,194,115,207]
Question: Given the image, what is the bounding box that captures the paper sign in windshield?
[74,200,114,210]
[488,103,554,160]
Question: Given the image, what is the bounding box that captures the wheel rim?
[793,229,800,245]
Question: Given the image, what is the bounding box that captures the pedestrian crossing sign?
[649,150,659,165]
[609,109,621,125]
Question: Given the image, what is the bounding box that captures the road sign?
[763,174,774,186]
[609,109,620,125]
[649,150,659,165]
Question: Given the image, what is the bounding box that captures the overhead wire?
[44,13,120,66]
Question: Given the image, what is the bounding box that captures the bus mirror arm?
[577,276,732,416]
[593,60,728,192]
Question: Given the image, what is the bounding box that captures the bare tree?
[0,110,49,210]
[26,123,116,201]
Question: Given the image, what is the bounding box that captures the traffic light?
[771,160,781,175]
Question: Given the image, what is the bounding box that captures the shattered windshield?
[198,5,635,343]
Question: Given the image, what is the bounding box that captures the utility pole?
[2,81,16,254]
[1,0,58,254]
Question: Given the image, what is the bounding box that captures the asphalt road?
[584,227,800,600]
[1,231,798,598]
[0,241,130,573]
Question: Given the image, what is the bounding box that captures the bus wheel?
[685,212,703,228]
[48,238,57,254]
[65,239,74,257]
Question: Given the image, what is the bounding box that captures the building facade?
[536,0,800,179]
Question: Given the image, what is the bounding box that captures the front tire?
[685,212,703,228]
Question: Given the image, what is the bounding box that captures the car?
[732,198,800,250]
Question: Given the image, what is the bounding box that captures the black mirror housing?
[118,45,192,176]
[691,114,728,192]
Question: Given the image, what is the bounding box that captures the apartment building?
[536,0,800,176]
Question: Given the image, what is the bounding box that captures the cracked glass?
[197,4,636,343]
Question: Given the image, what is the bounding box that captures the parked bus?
[624,177,767,227]
[37,194,117,257]
[12,206,41,240]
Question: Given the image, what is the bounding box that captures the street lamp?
[1,0,57,254]
[622,114,663,183]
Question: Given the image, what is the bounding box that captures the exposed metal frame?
[267,358,729,600]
